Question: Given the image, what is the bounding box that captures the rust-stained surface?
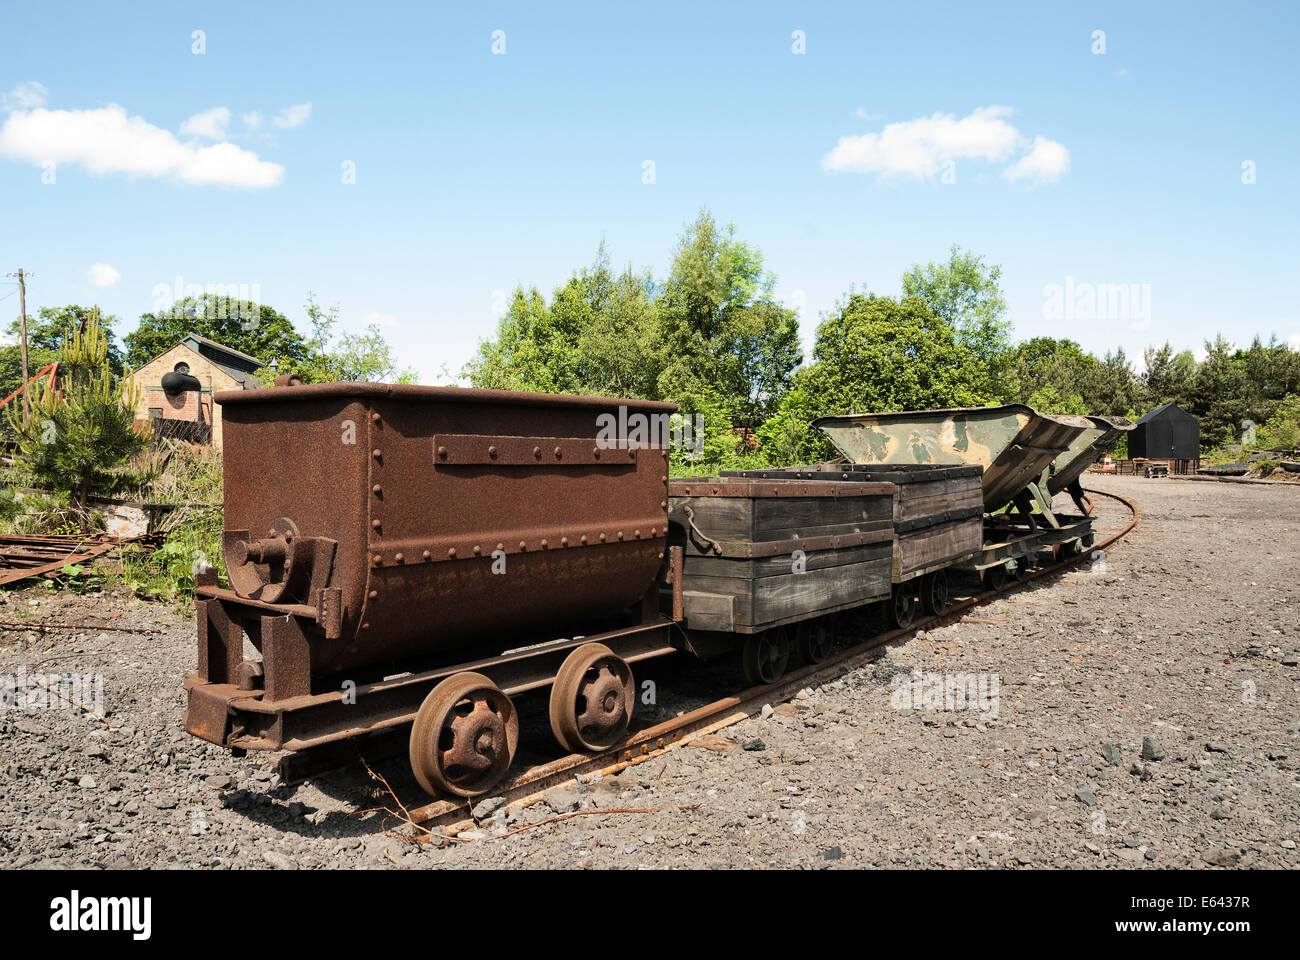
[212,382,677,679]
[812,405,1090,512]
[0,533,142,587]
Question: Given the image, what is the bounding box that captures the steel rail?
[399,488,1138,831]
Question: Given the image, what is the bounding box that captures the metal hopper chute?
[812,404,1090,527]
[1045,415,1134,512]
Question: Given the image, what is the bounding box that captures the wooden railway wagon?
[666,476,895,683]
[721,463,984,629]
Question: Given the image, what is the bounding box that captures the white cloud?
[2,81,48,111]
[0,104,284,188]
[1003,135,1071,184]
[1289,332,1300,352]
[823,105,1070,185]
[364,310,398,328]
[823,105,1022,179]
[853,107,881,121]
[87,263,120,287]
[241,111,263,131]
[179,106,230,140]
[272,102,312,129]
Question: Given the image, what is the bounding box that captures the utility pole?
[5,268,32,426]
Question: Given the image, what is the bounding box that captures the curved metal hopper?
[812,404,1090,512]
[1046,415,1134,497]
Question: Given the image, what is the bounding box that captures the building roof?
[181,331,263,368]
[128,336,263,390]
[1136,402,1197,425]
[205,357,261,389]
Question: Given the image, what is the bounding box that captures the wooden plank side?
[750,559,893,625]
[682,541,891,580]
[750,495,892,536]
[896,516,984,578]
[670,494,893,555]
[681,557,893,627]
[679,589,736,632]
[894,478,984,523]
[668,497,754,542]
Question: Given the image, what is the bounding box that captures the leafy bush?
[1257,394,1300,451]
[5,310,146,524]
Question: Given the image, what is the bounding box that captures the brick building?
[125,333,264,450]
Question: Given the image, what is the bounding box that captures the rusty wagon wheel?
[919,569,950,617]
[549,643,635,753]
[743,626,790,686]
[887,582,916,631]
[983,564,1008,592]
[409,672,519,798]
[796,619,834,664]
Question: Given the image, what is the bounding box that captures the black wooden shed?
[1130,403,1200,459]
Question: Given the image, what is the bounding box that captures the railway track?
[401,487,1139,833]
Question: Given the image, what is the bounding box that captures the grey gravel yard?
[1,474,1297,869]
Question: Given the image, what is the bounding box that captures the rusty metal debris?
[0,619,162,634]
[0,533,146,588]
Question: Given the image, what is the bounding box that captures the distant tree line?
[5,212,1298,467]
[467,209,1300,464]
[1,294,417,407]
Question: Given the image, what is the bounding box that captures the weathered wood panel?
[684,541,891,581]
[895,516,983,579]
[681,554,892,628]
[670,477,896,632]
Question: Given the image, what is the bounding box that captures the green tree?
[290,295,418,383]
[467,242,662,398]
[124,295,309,371]
[2,305,124,402]
[1081,348,1140,416]
[798,294,987,420]
[467,214,801,429]
[1010,336,1095,410]
[1256,393,1300,450]
[754,386,830,465]
[901,245,1013,402]
[466,286,566,392]
[1025,383,1089,416]
[571,257,661,399]
[1236,335,1300,426]
[652,210,801,427]
[6,308,146,523]
[1141,342,1196,408]
[1185,336,1247,446]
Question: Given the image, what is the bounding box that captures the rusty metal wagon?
[185,380,684,797]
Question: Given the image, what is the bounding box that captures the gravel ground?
[1,473,1297,870]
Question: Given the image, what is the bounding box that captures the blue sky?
[1,0,1297,381]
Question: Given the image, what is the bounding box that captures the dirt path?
[1,474,1296,869]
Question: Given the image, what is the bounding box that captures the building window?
[148,407,163,420]
[174,362,190,375]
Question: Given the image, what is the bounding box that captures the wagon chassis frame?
[184,602,680,756]
[959,512,1095,574]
